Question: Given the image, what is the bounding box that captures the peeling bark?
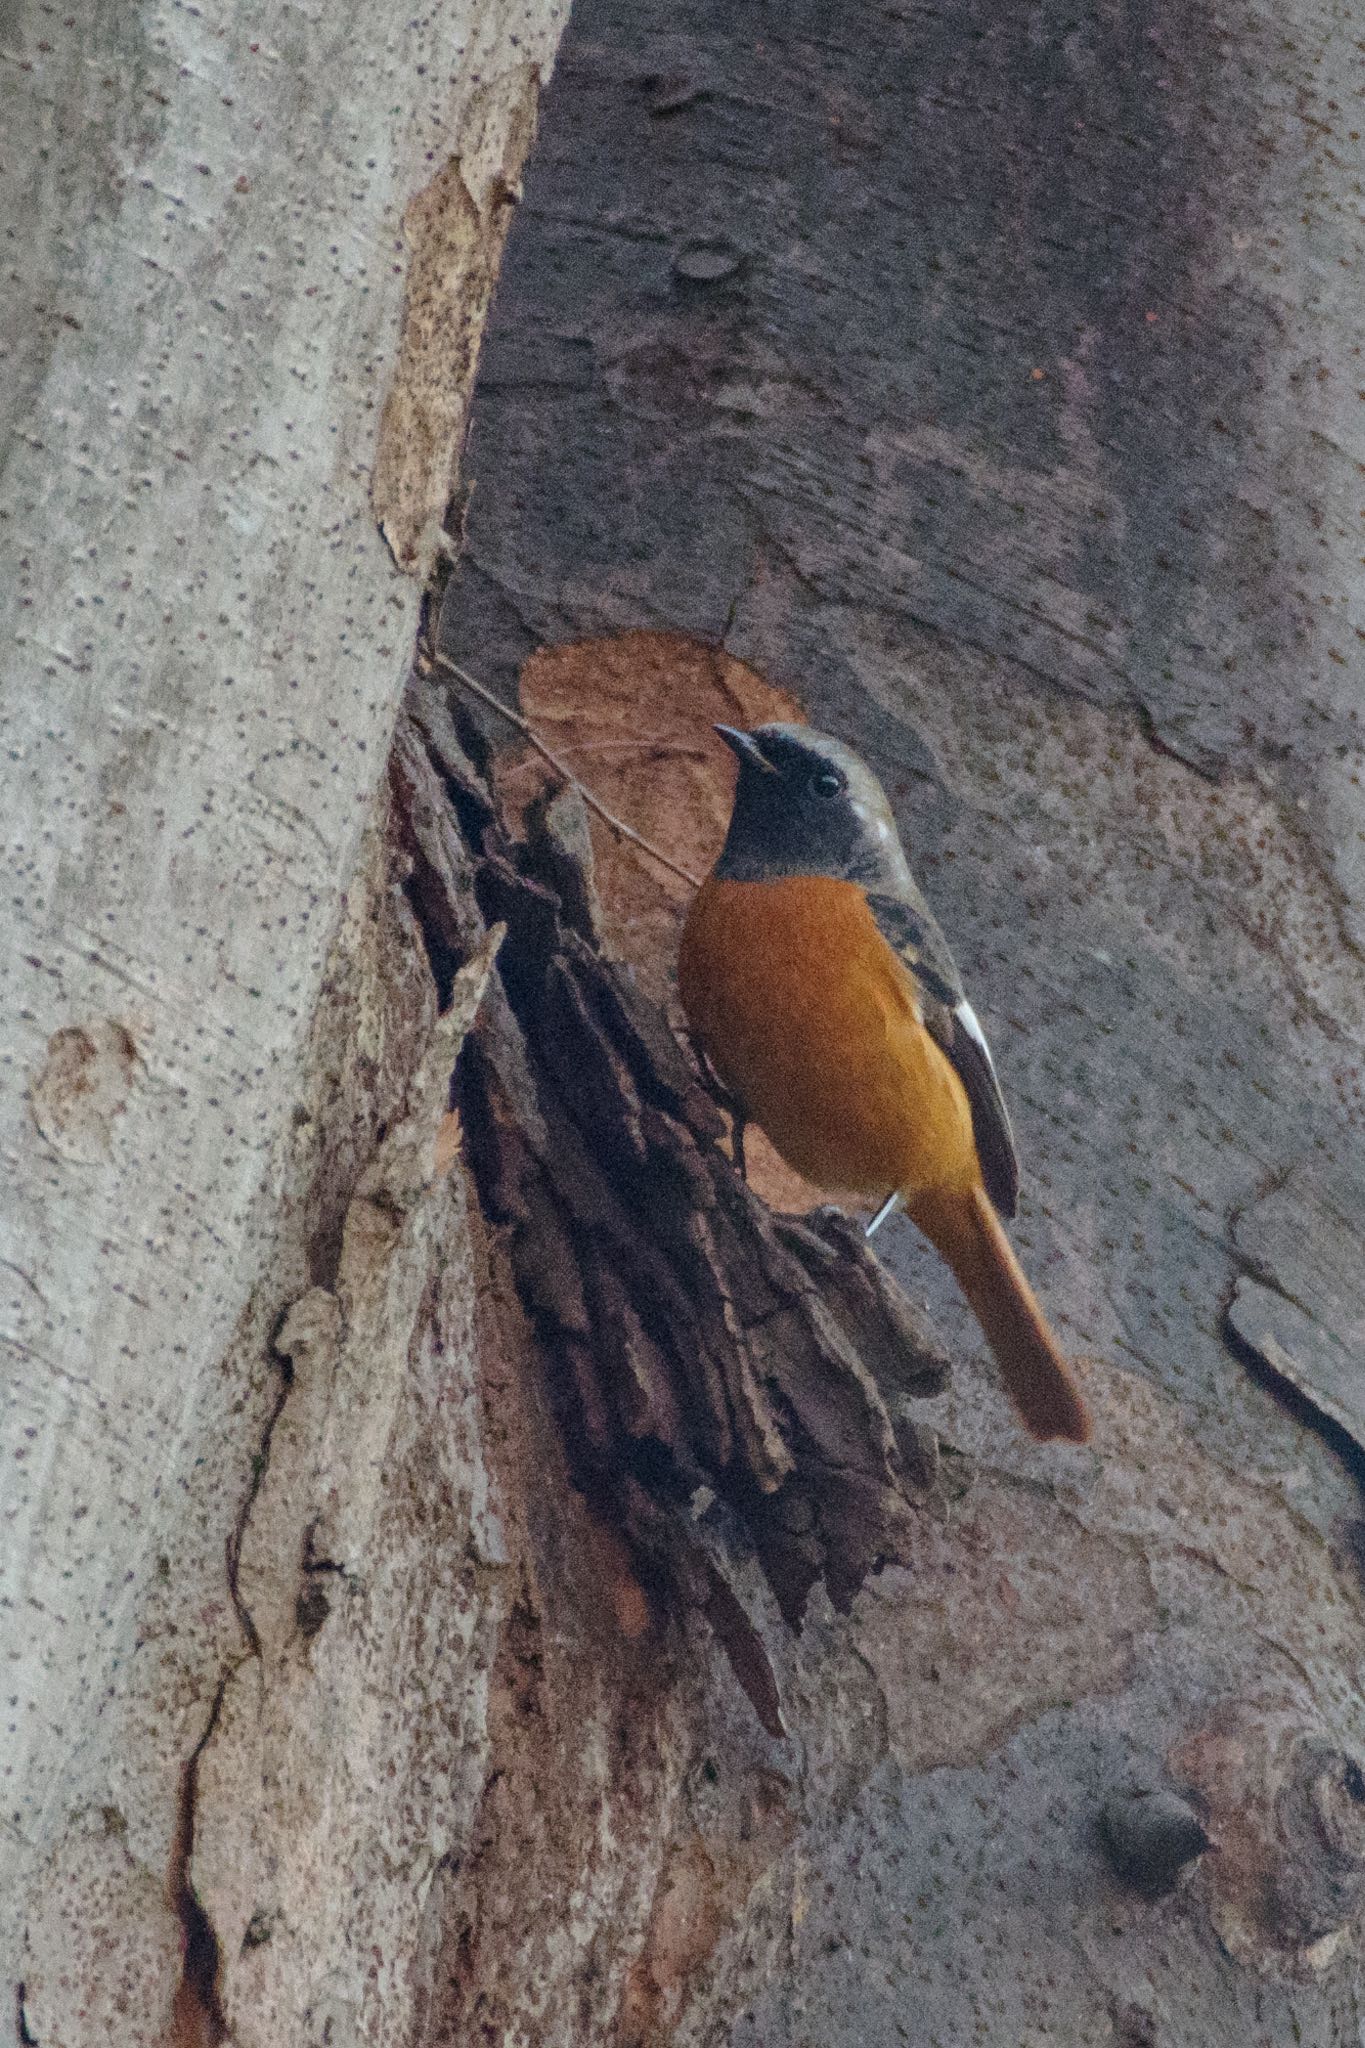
[9,0,1365,2041]
[398,673,950,1629]
[373,68,545,580]
[188,936,505,2044]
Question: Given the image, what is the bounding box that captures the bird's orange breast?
[678,874,981,1199]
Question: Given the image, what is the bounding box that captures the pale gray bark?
[0,2,565,2038]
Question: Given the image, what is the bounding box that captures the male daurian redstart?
[678,723,1091,1445]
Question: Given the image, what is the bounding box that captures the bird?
[678,722,1091,1445]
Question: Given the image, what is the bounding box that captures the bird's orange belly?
[678,875,980,1198]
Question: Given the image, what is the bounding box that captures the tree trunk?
[430,0,1365,2041]
[7,0,1365,2045]
[1,4,564,2040]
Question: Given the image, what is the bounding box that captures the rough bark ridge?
[398,671,947,1640]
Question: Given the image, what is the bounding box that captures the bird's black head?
[712,723,910,887]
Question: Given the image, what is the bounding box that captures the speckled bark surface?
[432,1,1365,2038]
[0,0,568,2036]
[8,0,1365,2038]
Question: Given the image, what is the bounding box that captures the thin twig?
[421,646,703,890]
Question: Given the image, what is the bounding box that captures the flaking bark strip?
[343,925,504,1233]
[373,69,541,581]
[208,940,501,1690]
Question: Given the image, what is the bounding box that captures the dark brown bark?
[396,670,949,1646]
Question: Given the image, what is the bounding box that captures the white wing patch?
[955,998,1001,1083]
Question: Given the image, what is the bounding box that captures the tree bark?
[7,0,1365,2044]
[1,3,564,2040]
[430,0,1365,2041]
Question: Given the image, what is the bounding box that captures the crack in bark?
[15,1981,37,2045]
[167,1674,232,2047]
[164,1301,305,2040]
[224,1336,297,1663]
[1220,1308,1365,1485]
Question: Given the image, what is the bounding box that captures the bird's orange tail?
[907,1186,1092,1444]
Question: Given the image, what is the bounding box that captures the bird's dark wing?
[866,887,1021,1218]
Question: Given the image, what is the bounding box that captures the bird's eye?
[808,768,844,800]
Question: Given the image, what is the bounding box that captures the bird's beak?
[714,725,777,774]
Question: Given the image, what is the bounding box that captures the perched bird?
[678,723,1091,1444]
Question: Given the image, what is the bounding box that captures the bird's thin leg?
[865,1189,902,1239]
